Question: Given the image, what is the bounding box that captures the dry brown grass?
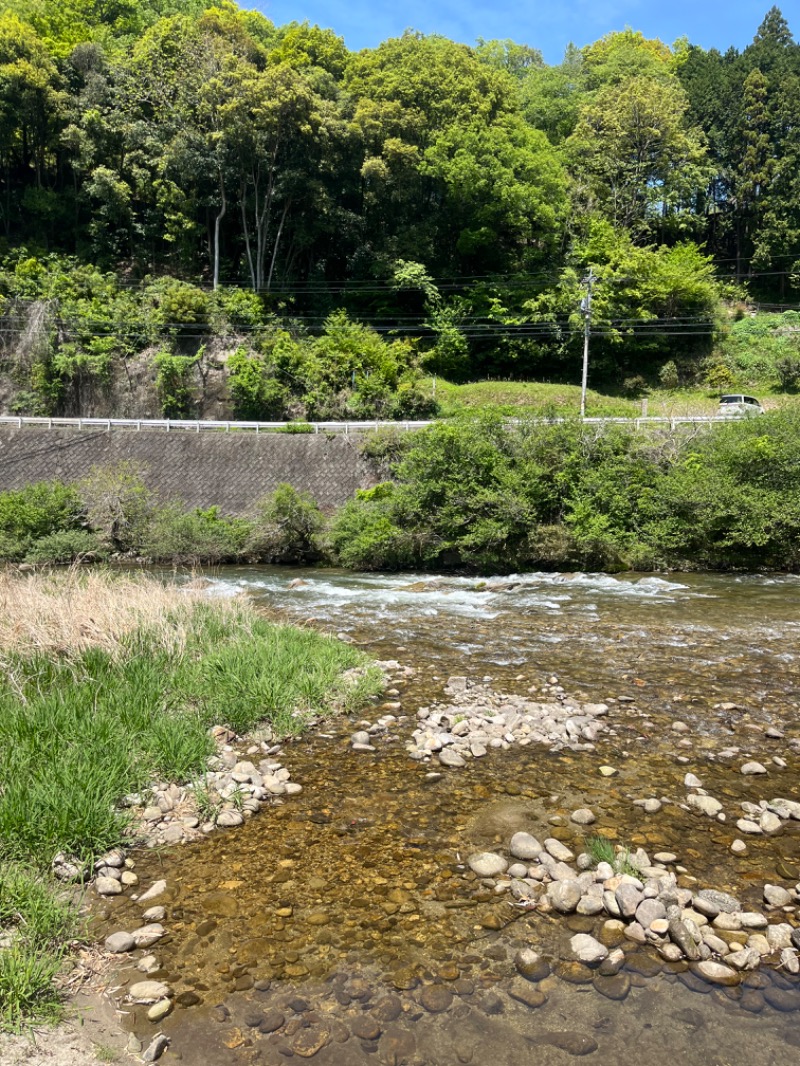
[0,568,249,659]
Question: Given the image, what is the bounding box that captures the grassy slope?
[429,378,793,419]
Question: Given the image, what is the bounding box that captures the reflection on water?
[103,568,800,1065]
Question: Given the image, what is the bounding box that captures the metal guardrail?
[0,414,733,434]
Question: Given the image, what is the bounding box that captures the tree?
[567,74,710,238]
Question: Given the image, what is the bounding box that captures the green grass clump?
[584,836,641,878]
[0,864,77,1030]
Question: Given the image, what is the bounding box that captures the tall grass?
[0,570,382,1029]
[0,864,77,1030]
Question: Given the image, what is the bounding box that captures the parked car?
[717,394,764,417]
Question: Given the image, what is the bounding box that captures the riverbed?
[96,569,800,1065]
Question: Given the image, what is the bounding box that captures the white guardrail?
[0,415,731,434]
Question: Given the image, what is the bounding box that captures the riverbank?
[3,407,800,574]
[0,570,381,1033]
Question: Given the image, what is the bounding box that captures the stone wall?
[0,427,377,512]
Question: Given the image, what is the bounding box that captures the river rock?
[669,919,700,960]
[615,884,643,919]
[741,762,767,775]
[547,880,582,914]
[147,999,173,1023]
[439,749,465,767]
[142,1035,169,1063]
[636,898,667,928]
[643,799,663,814]
[514,949,550,981]
[688,794,723,817]
[731,839,748,855]
[510,832,543,860]
[419,985,452,1013]
[570,809,596,826]
[468,853,508,878]
[766,924,793,951]
[138,880,167,903]
[129,981,171,1004]
[105,931,135,953]
[759,811,782,833]
[692,961,740,987]
[570,934,607,963]
[764,884,793,908]
[95,876,122,896]
[684,773,703,788]
[132,924,165,948]
[736,818,763,834]
[739,912,768,930]
[544,838,574,862]
[781,948,800,975]
[217,809,244,828]
[696,889,741,915]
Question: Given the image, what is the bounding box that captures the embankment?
[0,426,375,512]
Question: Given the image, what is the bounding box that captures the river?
[99,568,800,1066]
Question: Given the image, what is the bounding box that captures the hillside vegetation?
[1,4,800,418]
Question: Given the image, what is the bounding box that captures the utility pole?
[580,268,595,420]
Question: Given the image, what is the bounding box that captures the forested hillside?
[1,1,800,419]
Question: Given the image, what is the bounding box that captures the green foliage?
[0,863,75,1030]
[78,462,153,552]
[227,346,288,420]
[144,505,248,564]
[330,410,800,573]
[246,484,324,563]
[23,529,102,563]
[154,347,198,418]
[0,482,82,550]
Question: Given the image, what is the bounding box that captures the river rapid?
[99,568,800,1066]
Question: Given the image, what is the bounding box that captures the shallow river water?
[100,569,800,1066]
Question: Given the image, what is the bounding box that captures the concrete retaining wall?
[0,427,376,512]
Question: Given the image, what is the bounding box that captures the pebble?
[764,885,793,908]
[419,985,453,1013]
[147,999,173,1022]
[741,762,767,775]
[95,876,122,896]
[138,880,167,903]
[570,808,596,825]
[692,961,740,987]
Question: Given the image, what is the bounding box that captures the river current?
[100,568,800,1066]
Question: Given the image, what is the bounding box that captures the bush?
[24,530,102,564]
[247,485,324,564]
[658,360,680,389]
[144,505,249,564]
[776,355,800,391]
[78,462,153,552]
[0,482,82,551]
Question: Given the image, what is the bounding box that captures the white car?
[717,394,764,418]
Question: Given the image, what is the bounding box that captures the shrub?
[24,530,102,564]
[247,485,324,563]
[144,505,249,564]
[0,482,82,550]
[776,355,800,391]
[78,462,153,552]
[658,360,680,389]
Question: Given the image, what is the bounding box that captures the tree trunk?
[213,178,227,291]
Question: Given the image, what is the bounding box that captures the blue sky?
[253,1,791,62]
